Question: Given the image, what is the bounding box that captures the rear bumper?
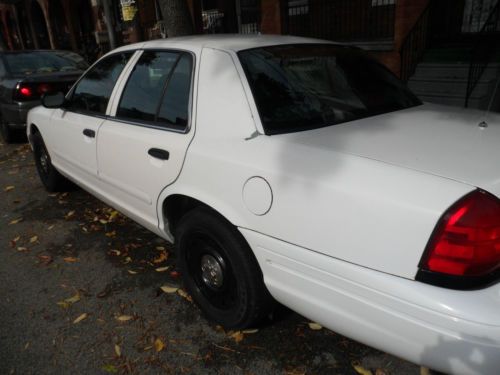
[1,101,40,128]
[240,228,500,375]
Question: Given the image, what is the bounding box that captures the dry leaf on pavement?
[353,364,373,375]
[155,266,170,272]
[308,322,323,330]
[160,285,178,294]
[73,313,88,324]
[177,289,193,302]
[154,338,165,352]
[116,315,133,322]
[114,344,121,357]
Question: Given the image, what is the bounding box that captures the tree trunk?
[158,0,194,37]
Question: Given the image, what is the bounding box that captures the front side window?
[116,50,193,130]
[238,44,421,135]
[68,52,131,115]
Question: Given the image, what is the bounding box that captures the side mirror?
[42,91,66,108]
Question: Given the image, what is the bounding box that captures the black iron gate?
[286,0,395,42]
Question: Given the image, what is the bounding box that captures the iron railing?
[286,0,395,42]
[399,4,431,82]
[465,1,500,107]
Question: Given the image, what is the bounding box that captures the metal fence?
[286,0,395,41]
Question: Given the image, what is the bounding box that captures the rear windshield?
[238,44,421,135]
[4,51,88,76]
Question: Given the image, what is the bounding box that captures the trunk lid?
[280,103,500,197]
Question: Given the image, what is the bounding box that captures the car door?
[46,52,134,185]
[97,50,195,229]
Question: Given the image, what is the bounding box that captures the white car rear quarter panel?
[160,48,474,278]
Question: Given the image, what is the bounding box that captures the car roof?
[112,34,345,54]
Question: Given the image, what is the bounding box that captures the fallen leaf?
[160,285,178,294]
[57,293,81,308]
[308,322,323,330]
[47,225,55,230]
[155,246,165,251]
[63,257,78,263]
[153,252,168,264]
[105,231,116,238]
[155,266,170,272]
[353,364,373,375]
[109,249,121,256]
[99,219,108,224]
[13,235,21,242]
[177,289,193,302]
[24,342,30,350]
[154,338,165,352]
[375,369,388,375]
[37,255,52,264]
[229,330,245,343]
[170,271,180,278]
[242,329,259,334]
[29,235,38,243]
[420,367,431,375]
[114,344,121,357]
[4,185,14,192]
[8,218,23,225]
[116,315,133,322]
[73,313,88,324]
[65,211,75,219]
[17,247,28,252]
[108,211,119,221]
[127,270,138,275]
[101,364,118,373]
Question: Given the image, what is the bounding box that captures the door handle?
[148,148,169,160]
[83,128,95,138]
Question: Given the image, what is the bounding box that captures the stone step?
[407,78,493,96]
[418,94,486,108]
[413,63,500,80]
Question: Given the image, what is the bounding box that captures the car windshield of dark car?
[4,51,88,76]
[238,44,421,135]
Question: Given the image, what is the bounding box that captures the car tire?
[32,132,70,192]
[176,207,275,329]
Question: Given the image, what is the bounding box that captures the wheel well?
[163,195,209,235]
[30,124,40,135]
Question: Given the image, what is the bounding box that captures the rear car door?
[46,52,133,185]
[97,50,195,229]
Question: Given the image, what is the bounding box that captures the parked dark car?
[0,50,88,143]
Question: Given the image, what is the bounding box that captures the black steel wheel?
[32,132,70,192]
[176,207,274,329]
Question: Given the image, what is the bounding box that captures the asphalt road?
[0,140,421,375]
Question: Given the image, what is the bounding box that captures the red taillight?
[420,190,500,279]
[19,86,32,97]
[37,83,51,95]
[14,83,55,101]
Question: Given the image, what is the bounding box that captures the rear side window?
[116,51,193,130]
[238,44,421,135]
[157,54,192,128]
[68,52,131,115]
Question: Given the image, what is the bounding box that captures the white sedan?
[27,35,500,374]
